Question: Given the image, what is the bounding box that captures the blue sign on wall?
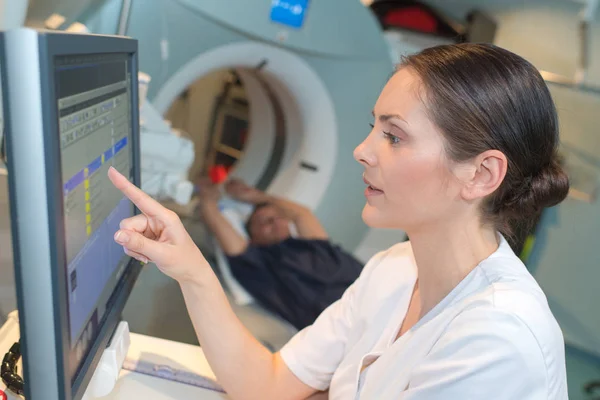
[270,0,309,29]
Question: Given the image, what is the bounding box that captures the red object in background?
[383,7,438,33]
[209,165,228,184]
[0,389,7,400]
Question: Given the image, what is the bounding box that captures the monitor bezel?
[2,28,142,400]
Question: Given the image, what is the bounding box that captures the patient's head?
[246,203,291,246]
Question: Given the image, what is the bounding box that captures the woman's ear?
[461,150,507,201]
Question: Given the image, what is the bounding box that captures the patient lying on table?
[196,178,363,329]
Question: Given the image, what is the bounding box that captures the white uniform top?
[280,236,568,399]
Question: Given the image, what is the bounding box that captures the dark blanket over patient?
[227,238,364,330]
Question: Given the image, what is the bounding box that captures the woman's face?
[354,68,466,233]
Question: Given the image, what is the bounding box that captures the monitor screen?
[1,29,141,400]
[55,53,134,382]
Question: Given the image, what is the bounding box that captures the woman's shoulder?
[419,298,567,399]
[474,241,556,329]
[439,237,564,376]
[453,286,563,343]
[446,267,566,392]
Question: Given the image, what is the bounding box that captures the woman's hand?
[225,179,266,204]
[108,167,207,283]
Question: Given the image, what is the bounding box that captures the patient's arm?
[197,178,248,256]
[263,195,328,240]
[225,179,328,240]
[199,202,249,256]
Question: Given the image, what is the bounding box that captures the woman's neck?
[407,219,499,318]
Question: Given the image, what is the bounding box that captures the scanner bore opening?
[165,67,288,192]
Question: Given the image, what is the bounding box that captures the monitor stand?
[82,321,130,400]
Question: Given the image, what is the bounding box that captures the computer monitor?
[1,28,141,400]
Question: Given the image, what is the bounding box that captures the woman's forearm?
[178,271,312,400]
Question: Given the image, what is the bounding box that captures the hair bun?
[500,157,570,221]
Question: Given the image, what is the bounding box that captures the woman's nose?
[354,136,376,167]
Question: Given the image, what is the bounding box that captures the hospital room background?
[0,0,599,398]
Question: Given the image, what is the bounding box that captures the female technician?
[109,43,570,399]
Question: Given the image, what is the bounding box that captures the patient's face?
[248,205,291,246]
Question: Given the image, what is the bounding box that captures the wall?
[426,0,600,364]
[424,0,599,81]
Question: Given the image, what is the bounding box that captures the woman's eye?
[384,131,401,145]
[369,123,374,129]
